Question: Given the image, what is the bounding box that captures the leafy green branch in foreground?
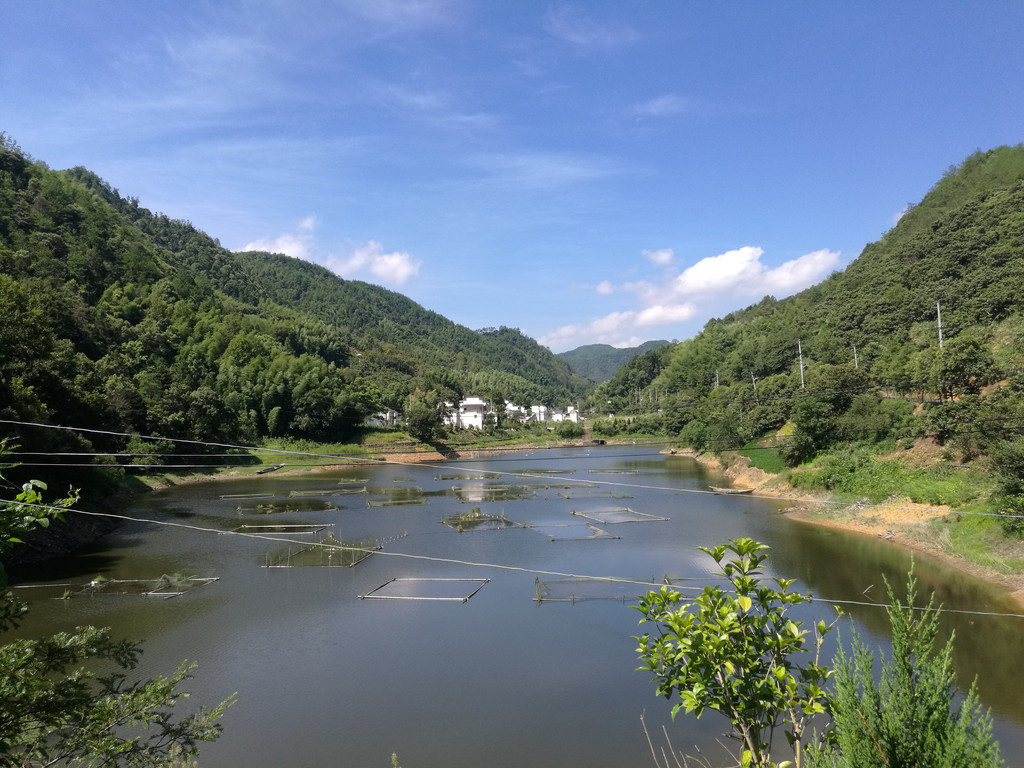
[0,450,235,766]
[635,539,1003,768]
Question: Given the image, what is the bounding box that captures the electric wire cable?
[5,417,1024,520]
[6,497,1024,621]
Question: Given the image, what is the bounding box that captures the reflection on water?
[6,446,1024,767]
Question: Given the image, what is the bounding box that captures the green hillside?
[0,135,589,493]
[589,146,1024,497]
[558,340,669,383]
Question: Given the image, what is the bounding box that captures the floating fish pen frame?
[78,575,219,600]
[528,523,619,541]
[433,473,501,481]
[263,537,379,568]
[557,489,634,499]
[533,577,640,603]
[511,468,577,475]
[366,498,425,508]
[570,508,668,524]
[358,577,490,602]
[441,510,522,532]
[229,523,333,536]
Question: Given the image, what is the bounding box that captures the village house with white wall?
[441,397,581,429]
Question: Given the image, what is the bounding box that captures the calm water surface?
[8,446,1024,767]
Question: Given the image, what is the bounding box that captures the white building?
[442,396,489,429]
[457,396,488,429]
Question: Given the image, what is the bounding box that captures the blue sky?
[3,2,1023,352]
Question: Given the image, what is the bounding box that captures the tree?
[0,450,234,765]
[988,437,1024,536]
[810,573,1002,768]
[635,539,834,768]
[405,389,444,443]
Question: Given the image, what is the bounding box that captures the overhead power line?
[5,497,1024,621]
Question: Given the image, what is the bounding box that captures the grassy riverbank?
[678,438,1024,606]
[131,425,602,489]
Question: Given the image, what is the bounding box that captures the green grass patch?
[737,439,786,474]
[789,447,991,506]
[935,507,1024,575]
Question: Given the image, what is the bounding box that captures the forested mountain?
[589,145,1024,471]
[557,340,669,383]
[0,135,589,492]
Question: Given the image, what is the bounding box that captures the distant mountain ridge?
[558,340,670,383]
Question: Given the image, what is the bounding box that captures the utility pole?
[798,339,805,389]
[714,369,719,390]
[750,371,758,402]
[937,301,944,349]
[852,344,858,369]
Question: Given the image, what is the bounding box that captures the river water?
[7,446,1024,767]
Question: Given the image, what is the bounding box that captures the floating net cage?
[365,487,426,507]
[337,479,369,485]
[533,577,645,603]
[264,534,379,568]
[570,507,668,524]
[434,473,500,481]
[79,575,219,599]
[220,492,276,500]
[450,484,536,503]
[529,523,619,541]
[556,488,634,500]
[359,577,490,602]
[587,469,639,475]
[230,523,332,536]
[441,509,523,532]
[288,489,351,497]
[236,499,337,514]
[511,468,577,476]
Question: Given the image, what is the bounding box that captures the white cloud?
[239,221,422,287]
[668,246,840,299]
[543,5,640,48]
[631,95,687,118]
[670,246,765,295]
[539,302,696,351]
[540,245,840,351]
[241,230,313,260]
[327,240,422,285]
[335,0,458,29]
[471,150,620,188]
[636,304,695,326]
[642,248,674,266]
[760,249,840,294]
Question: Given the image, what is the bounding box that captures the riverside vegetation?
[636,539,1002,768]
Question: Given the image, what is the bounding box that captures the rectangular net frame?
[263,536,378,568]
[528,523,619,541]
[358,577,490,602]
[533,577,643,603]
[230,523,332,535]
[79,575,219,599]
[570,508,668,524]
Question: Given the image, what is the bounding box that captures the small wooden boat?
[257,463,286,475]
[709,486,754,495]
